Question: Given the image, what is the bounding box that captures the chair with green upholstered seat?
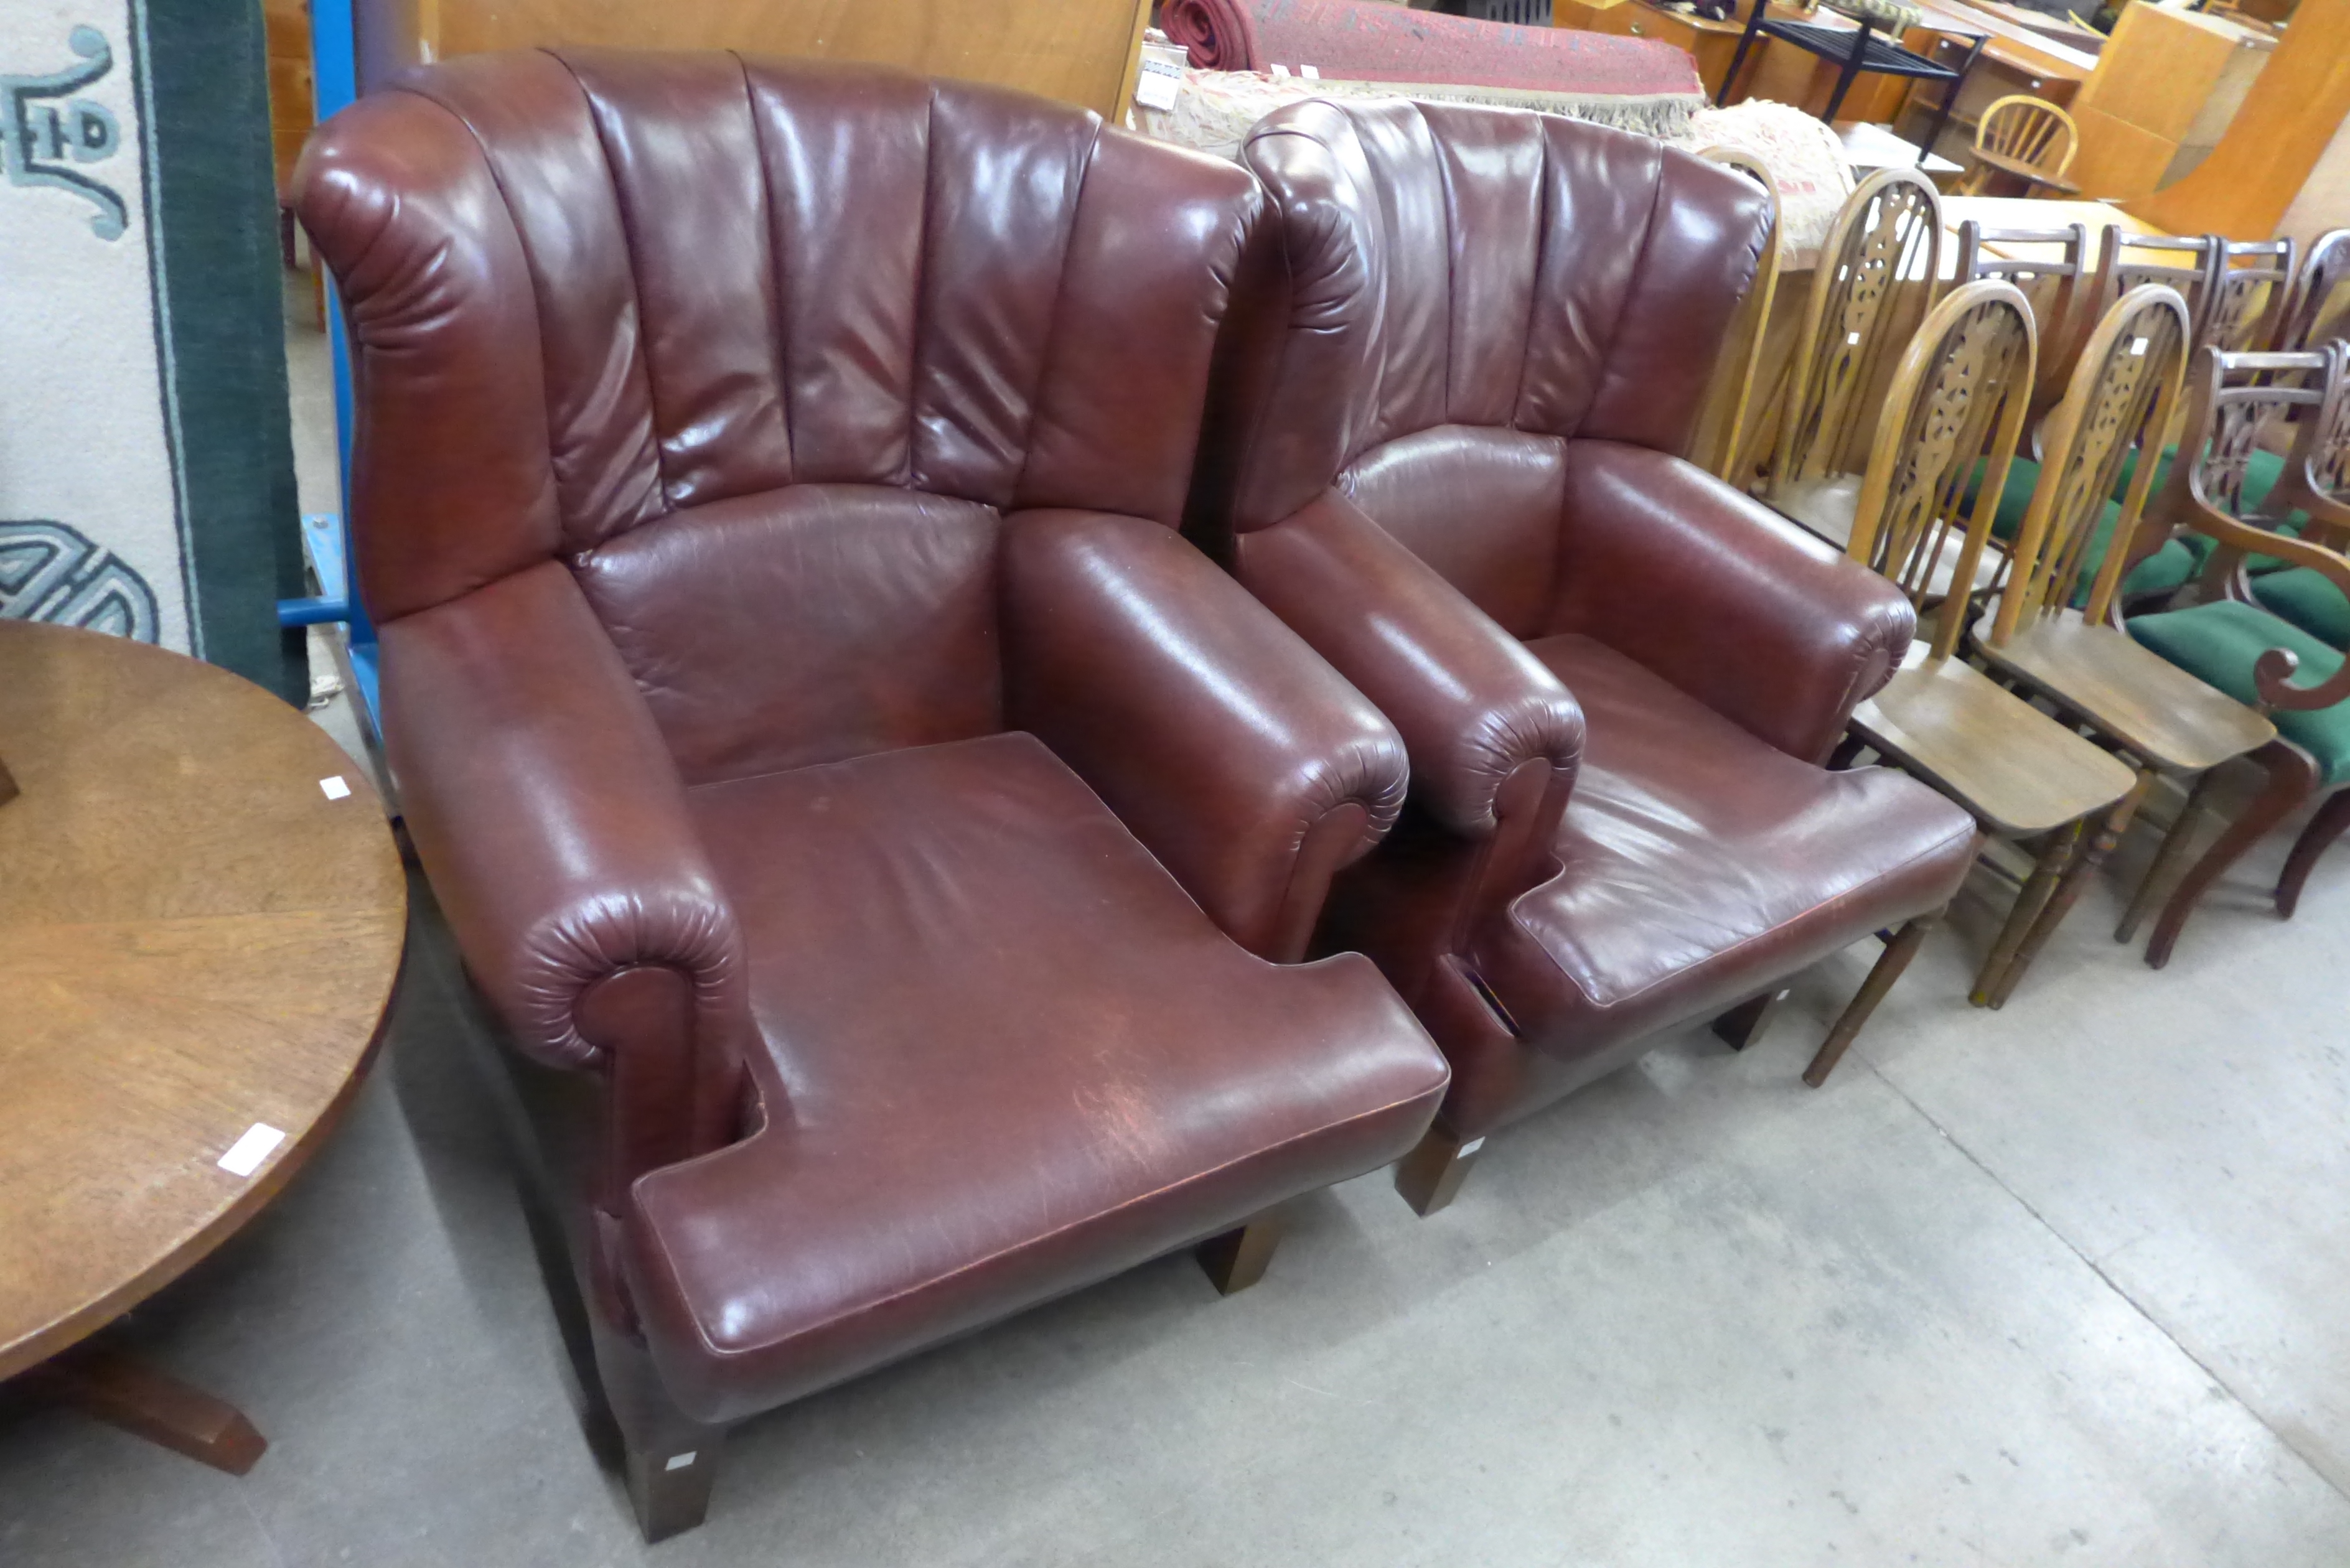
[2118,342,2350,967]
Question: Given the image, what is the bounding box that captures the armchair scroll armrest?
[1230,492,1583,950]
[1549,442,1917,765]
[1001,508,1409,964]
[382,560,750,1202]
[1230,492,1584,842]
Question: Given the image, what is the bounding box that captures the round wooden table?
[0,620,406,1471]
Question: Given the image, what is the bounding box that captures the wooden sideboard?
[2067,4,2274,202]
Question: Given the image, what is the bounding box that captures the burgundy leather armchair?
[1190,100,1980,1213]
[296,51,1449,1539]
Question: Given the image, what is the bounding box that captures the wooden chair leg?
[1393,1125,1487,1218]
[1969,824,2079,1006]
[2118,768,2220,943]
[1804,913,1937,1088]
[1985,771,2155,1009]
[590,1317,728,1543]
[1196,1211,1285,1296]
[1711,987,1792,1051]
[2275,785,2350,918]
[2145,740,2322,970]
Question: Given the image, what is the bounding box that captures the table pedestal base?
[26,1344,267,1475]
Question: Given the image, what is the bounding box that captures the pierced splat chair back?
[1972,94,2078,186]
[2274,228,2350,357]
[1954,218,2092,427]
[2125,347,2337,614]
[1691,146,1783,485]
[2207,238,2298,355]
[1773,168,1943,490]
[1989,285,2191,640]
[2091,230,2225,350]
[1846,279,2036,654]
[2253,344,2350,552]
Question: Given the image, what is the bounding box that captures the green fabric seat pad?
[2112,444,2308,573]
[1957,459,2196,602]
[2252,567,2350,651]
[2128,599,2350,785]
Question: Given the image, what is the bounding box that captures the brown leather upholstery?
[1196,99,1978,1140]
[296,50,1449,1444]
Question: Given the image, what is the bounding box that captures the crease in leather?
[630,1073,1444,1370]
[556,50,679,509]
[1575,140,1669,434]
[1490,813,1977,1024]
[1005,119,1107,508]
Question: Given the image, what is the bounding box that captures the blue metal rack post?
[276,0,380,721]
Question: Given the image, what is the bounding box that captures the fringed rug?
[0,0,304,701]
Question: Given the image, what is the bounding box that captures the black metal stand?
[1716,0,1986,169]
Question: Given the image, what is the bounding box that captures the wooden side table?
[0,621,406,1472]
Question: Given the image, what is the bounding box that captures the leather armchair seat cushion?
[1469,635,1980,1063]
[623,732,1449,1422]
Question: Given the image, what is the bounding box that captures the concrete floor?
[5,325,2350,1566]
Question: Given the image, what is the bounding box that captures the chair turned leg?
[1804,914,1937,1088]
[589,1318,728,1542]
[2118,768,2220,943]
[1985,771,2155,1009]
[1393,1125,1487,1218]
[1969,824,2081,1007]
[2275,785,2350,919]
[1711,987,1791,1051]
[1196,1212,1285,1296]
[2145,740,2321,970]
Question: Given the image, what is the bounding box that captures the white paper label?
[1271,62,1291,78]
[2130,336,2150,356]
[1135,56,1183,111]
[217,1122,287,1177]
[1458,1137,1486,1158]
[665,1451,698,1471]
[1301,63,1321,78]
[319,775,352,800]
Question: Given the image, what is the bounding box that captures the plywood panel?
[2130,0,2350,243]
[2074,4,2252,142]
[421,0,1153,118]
[2069,104,2178,202]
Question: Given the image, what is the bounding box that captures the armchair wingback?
[297,50,1450,1538]
[1191,99,1978,1209]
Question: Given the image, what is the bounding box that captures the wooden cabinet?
[1587,0,1749,100]
[2067,4,2272,202]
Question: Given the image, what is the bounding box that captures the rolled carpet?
[1159,0,1700,99]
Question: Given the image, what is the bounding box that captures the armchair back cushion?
[303,48,1257,785]
[1194,96,1773,627]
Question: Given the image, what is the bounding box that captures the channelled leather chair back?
[305,48,1250,788]
[1690,147,1783,485]
[1191,98,1773,634]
